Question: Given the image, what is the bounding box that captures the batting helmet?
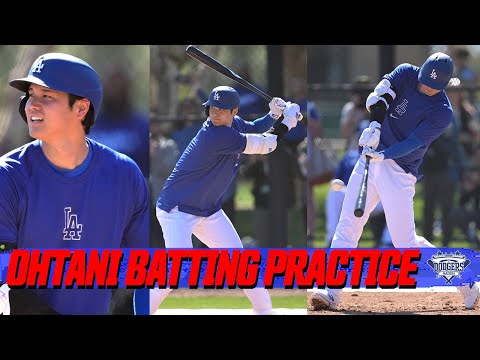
[9,53,103,123]
[203,86,240,110]
[418,52,454,91]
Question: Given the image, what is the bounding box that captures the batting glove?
[282,102,301,130]
[268,97,287,120]
[362,146,384,162]
[0,283,11,315]
[358,121,381,150]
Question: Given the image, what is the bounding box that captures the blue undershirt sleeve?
[382,133,424,159]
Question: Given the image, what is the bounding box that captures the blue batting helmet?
[9,53,103,122]
[418,52,454,91]
[203,86,240,110]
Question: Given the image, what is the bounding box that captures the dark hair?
[68,94,95,134]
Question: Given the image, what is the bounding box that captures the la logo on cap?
[32,58,45,74]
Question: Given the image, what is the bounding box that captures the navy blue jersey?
[377,64,453,177]
[157,115,275,217]
[0,139,150,315]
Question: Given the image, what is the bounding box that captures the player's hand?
[362,146,384,162]
[282,102,301,130]
[0,283,11,315]
[268,97,287,120]
[358,121,381,150]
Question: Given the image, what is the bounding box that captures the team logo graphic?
[214,91,220,101]
[395,99,408,115]
[427,250,470,284]
[430,69,437,79]
[31,57,45,74]
[63,207,83,241]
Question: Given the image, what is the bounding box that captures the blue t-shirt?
[0,139,150,315]
[157,115,275,217]
[377,63,453,177]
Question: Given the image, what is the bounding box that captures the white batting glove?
[268,97,287,120]
[366,79,395,113]
[358,121,381,150]
[362,146,384,162]
[0,283,11,315]
[282,102,301,130]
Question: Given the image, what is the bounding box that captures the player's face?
[418,83,441,96]
[208,106,238,127]
[25,84,86,142]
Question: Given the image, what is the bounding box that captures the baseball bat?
[186,45,303,121]
[354,156,370,217]
[354,112,378,218]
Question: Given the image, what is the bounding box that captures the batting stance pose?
[151,86,302,315]
[309,52,480,310]
[0,53,150,315]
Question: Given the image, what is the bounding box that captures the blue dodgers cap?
[203,86,240,109]
[418,52,454,91]
[9,53,103,120]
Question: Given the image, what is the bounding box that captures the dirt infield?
[160,289,480,314]
[307,290,480,315]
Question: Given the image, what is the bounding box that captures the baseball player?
[150,85,302,315]
[326,120,392,248]
[309,52,480,311]
[0,53,150,315]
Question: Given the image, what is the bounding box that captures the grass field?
[161,295,306,309]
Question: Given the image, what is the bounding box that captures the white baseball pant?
[150,207,272,315]
[326,188,392,247]
[331,157,435,249]
[327,157,435,299]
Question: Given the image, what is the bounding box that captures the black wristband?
[370,101,387,124]
[265,122,289,140]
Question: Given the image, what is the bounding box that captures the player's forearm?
[250,114,276,133]
[382,134,424,159]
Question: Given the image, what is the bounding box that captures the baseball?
[330,179,345,191]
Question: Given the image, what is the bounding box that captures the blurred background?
[150,45,307,249]
[0,45,150,178]
[308,45,480,250]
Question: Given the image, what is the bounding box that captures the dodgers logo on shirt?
[63,207,83,241]
[395,99,408,116]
